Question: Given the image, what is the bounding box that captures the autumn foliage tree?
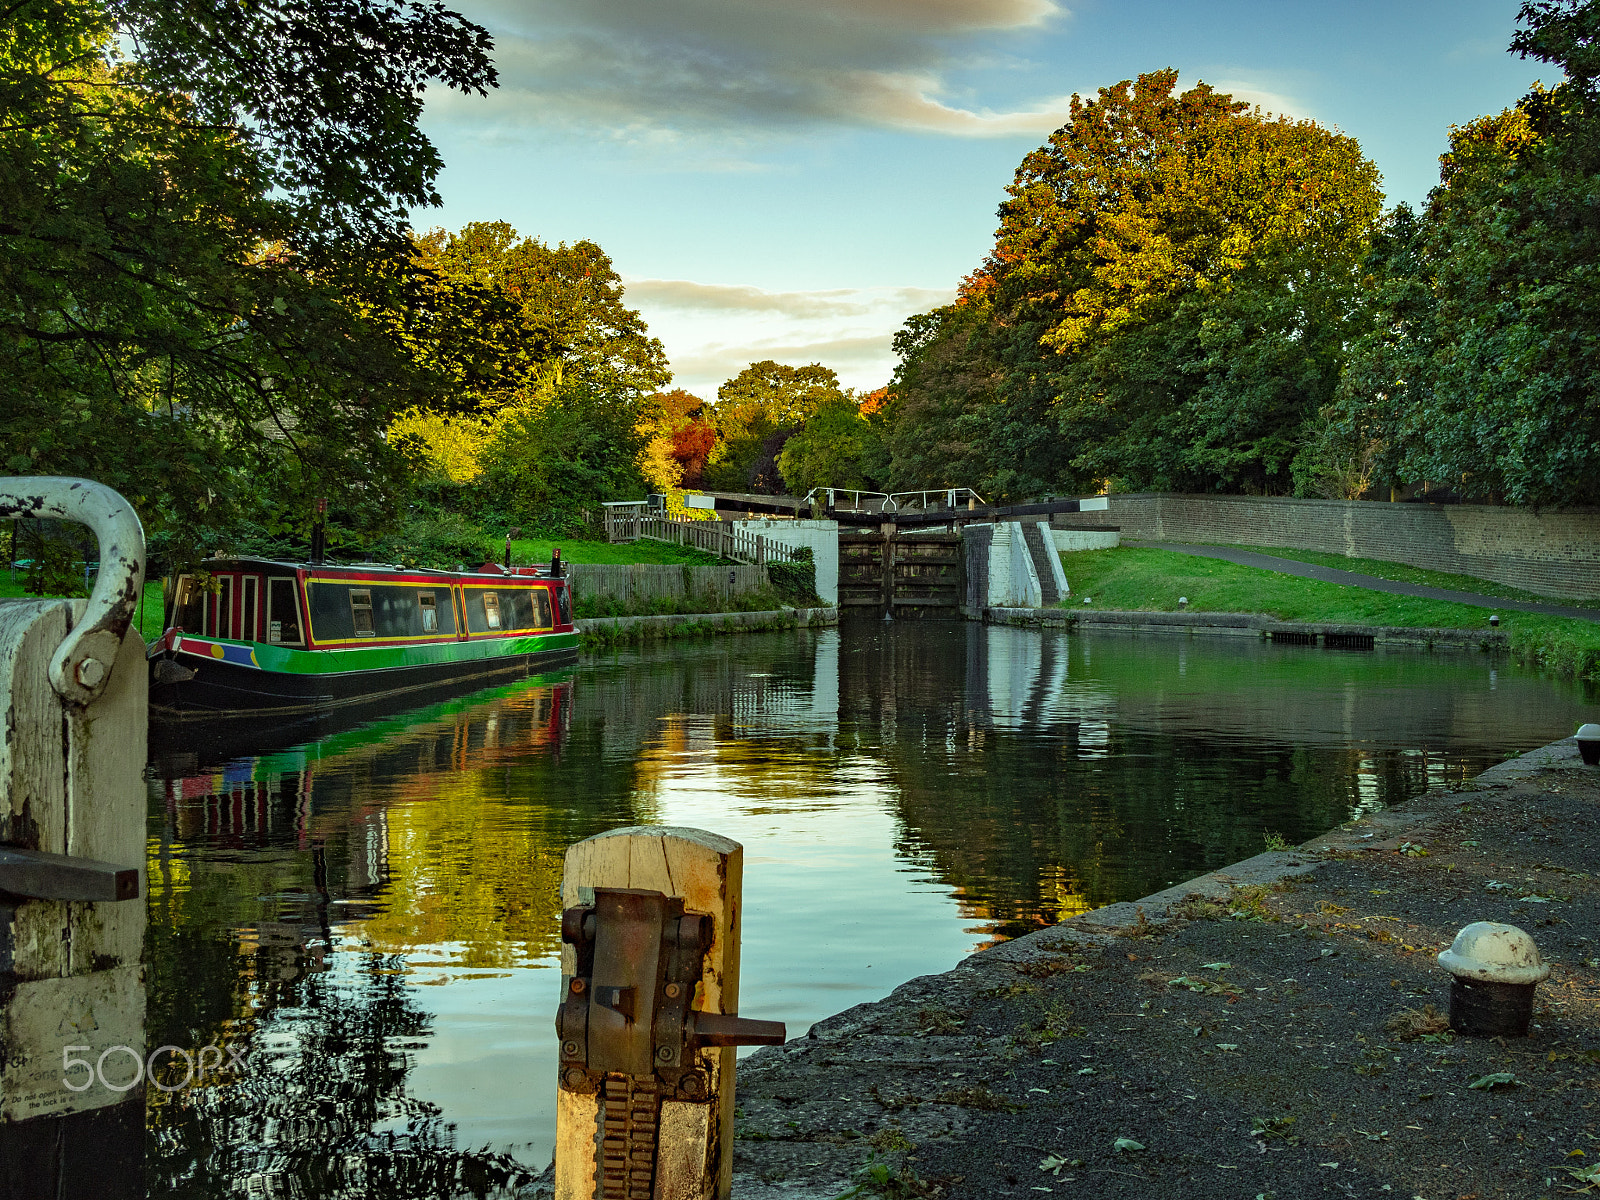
[891,69,1384,498]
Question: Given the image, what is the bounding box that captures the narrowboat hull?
[151,632,580,721]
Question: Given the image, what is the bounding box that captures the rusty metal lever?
[687,1012,786,1047]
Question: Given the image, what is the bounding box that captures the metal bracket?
[0,847,141,902]
[0,477,146,707]
[557,887,784,1098]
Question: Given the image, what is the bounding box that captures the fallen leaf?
[1216,1043,1240,1051]
[1114,1137,1145,1153]
[1468,1072,1519,1090]
[1202,962,1232,970]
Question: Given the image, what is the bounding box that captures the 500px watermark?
[62,1044,249,1093]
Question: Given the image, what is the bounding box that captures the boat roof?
[189,556,562,581]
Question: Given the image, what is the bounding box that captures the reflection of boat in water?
[147,556,579,722]
[150,663,576,775]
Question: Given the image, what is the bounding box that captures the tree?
[394,223,670,530]
[890,69,1384,498]
[1390,0,1600,506]
[703,361,845,493]
[411,223,670,412]
[0,0,495,564]
[637,388,715,494]
[778,392,886,495]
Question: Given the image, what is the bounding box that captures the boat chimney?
[551,547,562,578]
[506,526,521,572]
[310,497,327,564]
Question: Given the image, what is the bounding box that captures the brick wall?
[567,563,769,607]
[1050,494,1600,600]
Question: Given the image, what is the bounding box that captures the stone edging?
[576,606,838,636]
[983,606,1507,649]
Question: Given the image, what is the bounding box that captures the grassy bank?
[1219,543,1600,609]
[1061,546,1600,682]
[1,573,167,640]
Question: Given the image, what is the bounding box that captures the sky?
[418,0,1549,399]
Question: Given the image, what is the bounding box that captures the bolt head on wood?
[75,657,106,687]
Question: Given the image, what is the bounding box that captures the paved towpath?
[1128,539,1600,622]
[712,739,1600,1199]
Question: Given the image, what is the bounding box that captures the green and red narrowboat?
[147,557,579,720]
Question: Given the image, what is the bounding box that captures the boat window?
[350,590,375,636]
[172,575,205,632]
[267,577,304,645]
[502,589,535,630]
[557,584,571,626]
[419,592,438,633]
[210,576,232,639]
[532,588,552,629]
[482,591,502,630]
[241,576,259,642]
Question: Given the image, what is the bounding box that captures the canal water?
[144,622,1594,1197]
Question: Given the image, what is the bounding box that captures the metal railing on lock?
[799,486,988,513]
[598,503,803,566]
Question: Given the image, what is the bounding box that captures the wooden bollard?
[555,826,784,1200]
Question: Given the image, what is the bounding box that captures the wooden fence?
[600,508,803,566]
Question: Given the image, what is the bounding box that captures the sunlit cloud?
[428,0,1076,143]
[1200,75,1315,122]
[624,279,955,396]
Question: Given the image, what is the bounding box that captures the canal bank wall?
[984,606,1509,651]
[575,606,837,647]
[711,734,1600,1200]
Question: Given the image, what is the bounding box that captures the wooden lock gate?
[837,531,963,619]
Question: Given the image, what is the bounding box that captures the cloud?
[670,335,900,396]
[1201,76,1315,122]
[429,0,1076,142]
[624,278,955,396]
[626,278,952,319]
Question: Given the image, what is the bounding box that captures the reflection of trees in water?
[837,622,1557,941]
[145,678,607,1199]
[147,938,535,1199]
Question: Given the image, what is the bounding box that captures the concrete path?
[1128,539,1600,622]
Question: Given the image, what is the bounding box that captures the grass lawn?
[1215,543,1600,610]
[1,572,167,641]
[1060,546,1600,681]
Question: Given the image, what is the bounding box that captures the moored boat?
[148,556,579,720]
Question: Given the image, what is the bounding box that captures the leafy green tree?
[1383,0,1600,506]
[399,223,669,530]
[778,392,886,495]
[412,223,670,412]
[0,0,495,565]
[891,69,1383,498]
[704,361,844,493]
